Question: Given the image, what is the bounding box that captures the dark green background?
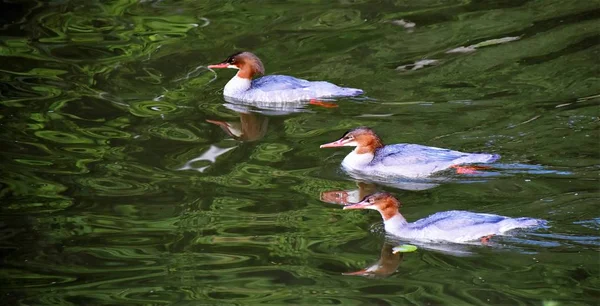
[1,0,598,305]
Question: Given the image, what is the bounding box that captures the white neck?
[224,74,251,96]
[341,148,374,170]
[383,214,408,233]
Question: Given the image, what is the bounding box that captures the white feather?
[224,75,251,97]
[341,149,374,171]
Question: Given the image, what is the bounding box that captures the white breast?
[224,75,251,96]
[341,149,374,171]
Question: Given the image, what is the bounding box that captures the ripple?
[250,143,292,162]
[129,101,180,117]
[298,9,366,30]
[61,146,107,156]
[1,269,77,289]
[2,1,599,305]
[148,123,204,142]
[35,130,94,144]
[103,162,173,180]
[102,236,156,244]
[13,159,54,166]
[5,199,73,213]
[78,127,132,139]
[76,177,157,197]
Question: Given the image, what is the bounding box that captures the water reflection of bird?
[206,111,268,142]
[207,87,342,142]
[343,192,547,244]
[222,95,336,116]
[345,171,441,191]
[320,182,378,205]
[343,243,403,278]
[321,182,402,277]
[208,51,363,103]
[320,127,500,179]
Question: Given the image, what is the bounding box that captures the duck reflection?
[343,242,404,278]
[206,111,268,142]
[207,95,338,142]
[345,170,441,191]
[321,182,402,278]
[320,181,378,205]
[223,95,337,116]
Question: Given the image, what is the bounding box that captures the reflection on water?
[321,181,379,204]
[342,243,404,278]
[206,96,342,142]
[177,144,237,172]
[1,0,599,305]
[341,162,574,192]
[207,112,269,142]
[320,182,405,279]
[344,169,443,191]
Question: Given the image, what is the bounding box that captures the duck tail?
[487,153,501,163]
[500,217,548,232]
[469,153,500,164]
[336,86,363,97]
[521,217,549,228]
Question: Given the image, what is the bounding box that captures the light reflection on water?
[1,0,598,305]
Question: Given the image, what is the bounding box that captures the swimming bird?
[320,127,500,178]
[208,51,363,103]
[343,192,547,243]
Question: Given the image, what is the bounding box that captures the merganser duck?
[343,192,547,243]
[208,52,363,102]
[320,127,500,178]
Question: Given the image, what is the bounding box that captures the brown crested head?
[343,192,401,221]
[208,51,265,79]
[319,126,384,154]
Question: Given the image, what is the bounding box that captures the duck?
[343,192,547,243]
[320,126,500,178]
[208,52,363,103]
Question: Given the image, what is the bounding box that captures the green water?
[1,0,599,305]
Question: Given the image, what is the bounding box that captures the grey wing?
[411,211,507,231]
[377,144,469,166]
[252,75,311,92]
[439,213,506,230]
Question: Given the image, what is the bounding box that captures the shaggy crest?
[226,51,265,77]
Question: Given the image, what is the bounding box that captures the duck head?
[319,127,383,154]
[208,51,265,79]
[343,192,401,221]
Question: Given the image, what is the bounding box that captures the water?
[1,0,598,305]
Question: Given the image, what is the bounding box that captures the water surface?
[1,1,599,305]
